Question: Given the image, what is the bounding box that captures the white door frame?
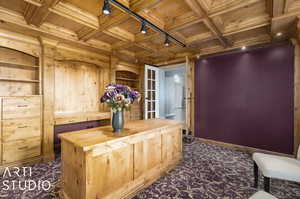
[144,65,160,119]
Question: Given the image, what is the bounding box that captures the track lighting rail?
[105,0,186,47]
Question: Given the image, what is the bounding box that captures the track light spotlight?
[140,21,147,34]
[164,35,170,47]
[102,0,111,15]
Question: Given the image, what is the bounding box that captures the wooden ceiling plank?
[224,15,270,35]
[26,0,60,27]
[186,32,214,44]
[104,27,135,42]
[48,1,99,29]
[273,0,285,17]
[24,0,42,7]
[208,0,261,17]
[24,2,39,25]
[0,6,112,54]
[135,43,157,52]
[284,0,295,13]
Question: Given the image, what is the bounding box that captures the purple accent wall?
[195,43,294,154]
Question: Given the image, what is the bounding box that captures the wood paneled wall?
[292,39,300,155]
[40,38,112,160]
[0,29,139,161]
[54,61,101,113]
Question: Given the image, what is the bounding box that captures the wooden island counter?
[59,119,183,199]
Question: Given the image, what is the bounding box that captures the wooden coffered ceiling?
[0,0,300,64]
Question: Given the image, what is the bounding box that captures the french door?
[144,65,159,119]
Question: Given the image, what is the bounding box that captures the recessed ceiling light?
[276,32,283,37]
[241,46,247,50]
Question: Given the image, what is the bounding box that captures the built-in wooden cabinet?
[0,96,42,164]
[116,70,142,121]
[0,46,42,167]
[60,120,182,199]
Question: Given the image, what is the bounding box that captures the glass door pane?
[145,65,159,119]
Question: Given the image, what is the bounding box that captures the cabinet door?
[133,133,162,179]
[162,128,182,167]
[86,143,134,199]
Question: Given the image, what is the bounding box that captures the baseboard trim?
[196,138,295,158]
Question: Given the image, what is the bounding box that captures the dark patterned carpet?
[0,141,299,199]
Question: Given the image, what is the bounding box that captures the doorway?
[159,63,186,122]
[144,63,187,123]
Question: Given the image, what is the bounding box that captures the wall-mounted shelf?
[116,70,141,121]
[116,77,139,82]
[0,78,40,83]
[0,61,39,70]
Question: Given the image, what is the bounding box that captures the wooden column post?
[40,38,58,161]
[139,63,145,120]
[110,56,118,84]
[191,58,195,136]
[292,39,300,156]
[185,56,195,135]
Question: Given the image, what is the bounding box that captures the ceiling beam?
[113,15,203,50]
[24,0,43,7]
[0,6,112,54]
[24,0,60,26]
[184,0,230,47]
[48,1,99,29]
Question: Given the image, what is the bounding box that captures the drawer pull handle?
[18,126,28,129]
[17,105,28,108]
[18,146,29,150]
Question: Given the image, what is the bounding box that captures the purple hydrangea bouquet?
[100,84,140,133]
[100,83,140,112]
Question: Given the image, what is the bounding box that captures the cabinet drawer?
[2,137,41,164]
[2,117,41,142]
[2,96,41,119]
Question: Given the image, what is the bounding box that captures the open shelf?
[116,70,141,121]
[116,77,139,82]
[0,77,40,83]
[0,61,39,70]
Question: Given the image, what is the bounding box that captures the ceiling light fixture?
[104,0,186,47]
[241,46,247,50]
[164,35,170,47]
[140,21,147,34]
[102,0,111,15]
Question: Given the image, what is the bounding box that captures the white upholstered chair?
[249,191,278,199]
[252,146,300,192]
